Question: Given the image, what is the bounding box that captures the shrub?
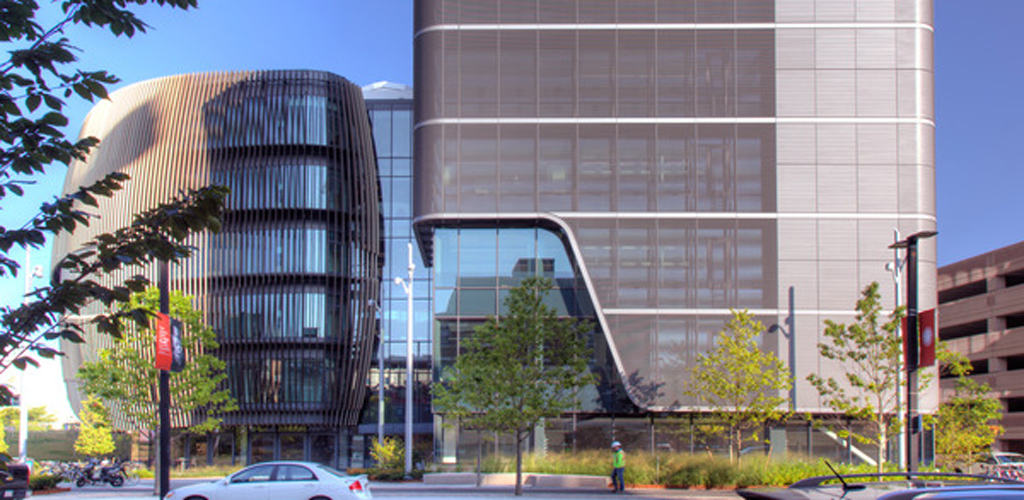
[430,449,907,489]
[29,473,60,491]
[370,437,405,471]
[704,461,739,489]
[665,461,706,488]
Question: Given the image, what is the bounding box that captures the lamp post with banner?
[889,230,937,472]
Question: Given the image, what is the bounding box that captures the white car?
[164,461,371,500]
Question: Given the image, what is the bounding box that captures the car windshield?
[996,454,1024,464]
[313,464,352,479]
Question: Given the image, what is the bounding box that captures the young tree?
[930,344,1003,471]
[0,0,223,405]
[684,310,792,463]
[370,436,405,473]
[433,276,593,496]
[0,406,57,431]
[76,288,237,435]
[808,282,905,473]
[74,395,114,457]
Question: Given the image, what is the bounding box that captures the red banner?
[155,312,172,371]
[919,308,936,367]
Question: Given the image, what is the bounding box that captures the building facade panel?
[413,0,936,459]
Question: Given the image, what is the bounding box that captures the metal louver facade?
[413,0,936,417]
[55,71,383,438]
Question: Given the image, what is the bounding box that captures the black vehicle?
[76,458,127,488]
[739,471,1024,500]
[0,464,30,499]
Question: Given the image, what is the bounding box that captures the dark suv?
[0,464,30,499]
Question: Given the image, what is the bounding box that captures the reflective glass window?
[276,464,314,481]
[372,109,393,155]
[458,229,498,287]
[497,228,537,285]
[232,465,274,483]
[537,228,575,280]
[434,229,459,288]
[392,109,412,157]
[391,177,411,217]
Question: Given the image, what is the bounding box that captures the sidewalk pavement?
[38,479,749,500]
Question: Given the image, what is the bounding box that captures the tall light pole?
[393,242,415,475]
[158,260,170,499]
[889,230,937,472]
[20,250,43,463]
[886,229,906,468]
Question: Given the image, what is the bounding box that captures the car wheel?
[309,496,331,500]
[184,496,209,500]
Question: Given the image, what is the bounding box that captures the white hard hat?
[611,441,621,448]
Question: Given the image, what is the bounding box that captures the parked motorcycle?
[75,458,126,487]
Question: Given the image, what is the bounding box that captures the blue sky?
[0,0,1017,421]
[934,0,1024,264]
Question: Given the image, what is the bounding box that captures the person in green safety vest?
[611,441,625,493]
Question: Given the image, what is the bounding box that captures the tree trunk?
[730,427,738,464]
[475,430,482,488]
[515,430,524,496]
[877,422,887,474]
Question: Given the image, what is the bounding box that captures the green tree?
[74,395,114,457]
[684,310,792,463]
[0,406,56,431]
[808,282,905,473]
[929,344,1003,471]
[76,288,237,434]
[0,0,224,405]
[433,277,593,496]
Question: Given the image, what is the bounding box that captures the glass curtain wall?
[361,84,434,461]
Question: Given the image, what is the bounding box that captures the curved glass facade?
[54,70,383,466]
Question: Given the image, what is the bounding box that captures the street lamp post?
[889,230,937,472]
[393,243,415,475]
[158,260,170,499]
[886,229,906,468]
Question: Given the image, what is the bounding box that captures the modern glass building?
[359,82,434,459]
[54,70,383,467]
[413,0,937,461]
